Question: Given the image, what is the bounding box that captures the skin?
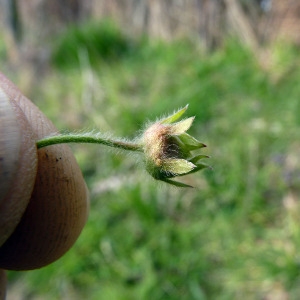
[0,73,89,298]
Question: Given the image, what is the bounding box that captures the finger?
[0,88,20,202]
[0,73,89,270]
[0,85,38,248]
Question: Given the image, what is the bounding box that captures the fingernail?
[0,87,21,203]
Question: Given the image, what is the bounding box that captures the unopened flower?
[37,104,209,188]
[141,105,209,187]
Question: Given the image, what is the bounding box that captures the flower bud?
[141,105,209,187]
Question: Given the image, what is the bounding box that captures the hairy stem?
[36,133,143,152]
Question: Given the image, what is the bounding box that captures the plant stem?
[36,133,143,152]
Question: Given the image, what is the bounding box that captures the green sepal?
[170,117,195,134]
[176,162,210,176]
[163,158,196,175]
[160,105,188,124]
[189,155,210,164]
[178,133,206,150]
[194,162,211,171]
[162,178,194,188]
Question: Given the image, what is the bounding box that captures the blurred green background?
[2,1,300,299]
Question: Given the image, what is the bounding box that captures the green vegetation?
[52,20,136,69]
[6,21,300,299]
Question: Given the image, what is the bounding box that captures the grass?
[5,20,300,299]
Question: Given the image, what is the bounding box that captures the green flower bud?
[141,105,209,187]
[37,104,209,188]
